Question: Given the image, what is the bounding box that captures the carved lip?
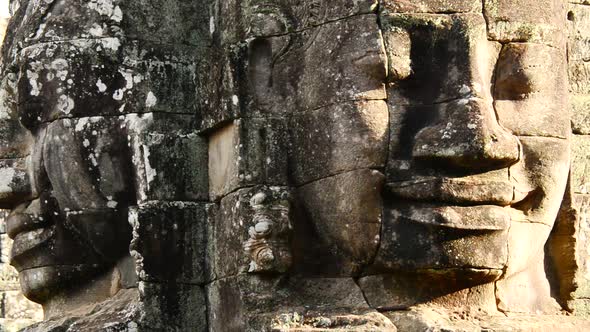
[10,226,55,263]
[5,201,49,239]
[395,204,511,231]
[386,177,529,207]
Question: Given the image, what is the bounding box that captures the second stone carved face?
[2,36,136,303]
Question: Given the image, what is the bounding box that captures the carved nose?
[412,98,520,169]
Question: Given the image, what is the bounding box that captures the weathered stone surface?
[127,113,208,203]
[138,282,207,332]
[21,289,139,332]
[359,274,497,311]
[384,308,590,332]
[289,100,388,185]
[572,135,590,194]
[0,158,30,209]
[215,0,377,45]
[1,0,587,330]
[207,275,394,331]
[571,95,590,134]
[129,202,208,284]
[293,169,384,276]
[200,14,386,130]
[568,3,590,62]
[496,222,559,313]
[1,290,43,321]
[494,43,569,138]
[6,0,212,49]
[570,61,590,95]
[208,186,291,280]
[483,0,566,46]
[207,118,288,200]
[381,0,481,13]
[571,194,590,300]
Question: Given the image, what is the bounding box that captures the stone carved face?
[271,1,570,312]
[0,2,136,303]
[375,11,570,305]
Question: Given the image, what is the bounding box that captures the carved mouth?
[386,177,530,207]
[10,226,56,263]
[390,204,510,231]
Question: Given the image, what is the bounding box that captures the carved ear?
[545,171,578,312]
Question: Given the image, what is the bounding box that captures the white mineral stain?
[83,139,90,147]
[209,16,216,35]
[232,95,239,106]
[111,6,123,22]
[89,23,104,37]
[107,200,118,208]
[102,38,121,51]
[96,79,107,92]
[0,168,15,193]
[145,91,157,108]
[119,69,134,89]
[57,95,75,114]
[113,89,124,100]
[142,145,157,187]
[88,0,116,17]
[459,85,470,95]
[51,59,69,81]
[27,70,41,96]
[75,118,89,131]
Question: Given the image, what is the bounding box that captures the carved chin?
[19,265,104,304]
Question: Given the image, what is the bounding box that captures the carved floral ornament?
[0,0,589,331]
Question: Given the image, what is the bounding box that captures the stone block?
[572,95,590,134]
[483,0,566,46]
[384,308,590,332]
[215,0,377,45]
[127,114,208,203]
[568,3,590,62]
[16,0,212,48]
[570,61,590,95]
[200,14,386,130]
[293,169,384,276]
[129,202,209,284]
[207,119,288,200]
[572,135,590,194]
[289,100,388,185]
[208,186,292,280]
[0,158,31,210]
[16,40,199,126]
[381,0,481,13]
[572,194,590,299]
[138,282,207,332]
[359,275,497,311]
[207,275,391,331]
